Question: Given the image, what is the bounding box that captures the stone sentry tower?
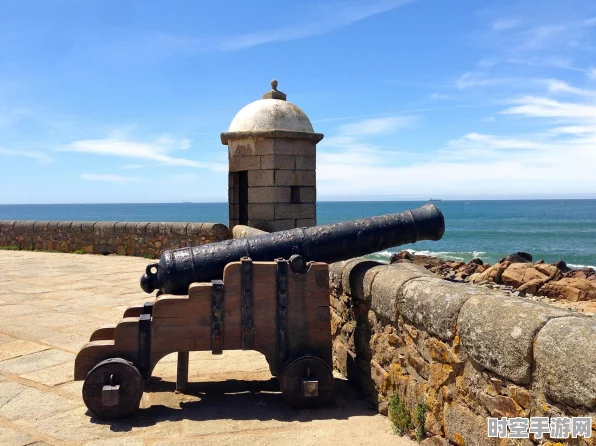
[221,80,324,232]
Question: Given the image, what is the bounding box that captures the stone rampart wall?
[330,258,596,445]
[0,221,229,257]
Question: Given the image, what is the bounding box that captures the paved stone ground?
[0,251,415,446]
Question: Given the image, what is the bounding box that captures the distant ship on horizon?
[429,198,442,202]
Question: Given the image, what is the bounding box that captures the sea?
[1,200,595,269]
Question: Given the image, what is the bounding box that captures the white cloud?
[429,93,450,100]
[450,133,543,150]
[81,174,144,183]
[102,0,415,58]
[455,71,514,90]
[483,116,496,122]
[588,68,596,80]
[58,134,227,172]
[338,116,416,136]
[212,0,415,51]
[492,19,520,31]
[0,147,53,163]
[501,96,596,119]
[516,25,565,51]
[544,79,596,97]
[120,164,145,169]
[317,81,596,198]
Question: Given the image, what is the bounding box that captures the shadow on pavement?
[89,376,378,432]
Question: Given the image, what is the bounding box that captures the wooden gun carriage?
[75,204,445,418]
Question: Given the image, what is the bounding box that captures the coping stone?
[534,316,596,409]
[398,276,480,341]
[370,263,430,323]
[341,258,383,300]
[458,294,570,385]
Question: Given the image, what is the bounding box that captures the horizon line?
[1,197,596,206]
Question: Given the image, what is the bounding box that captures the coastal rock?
[500,252,533,263]
[392,250,445,268]
[538,278,596,302]
[517,278,545,295]
[565,268,596,280]
[389,250,412,262]
[501,263,550,288]
[472,261,510,284]
[553,259,571,273]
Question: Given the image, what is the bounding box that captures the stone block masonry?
[0,220,229,258]
[330,258,596,445]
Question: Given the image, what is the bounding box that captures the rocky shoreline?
[390,251,596,315]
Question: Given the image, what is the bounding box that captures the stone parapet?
[330,259,596,445]
[0,220,229,258]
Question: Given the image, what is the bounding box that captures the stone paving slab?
[0,250,415,445]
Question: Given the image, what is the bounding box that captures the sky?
[1,0,596,203]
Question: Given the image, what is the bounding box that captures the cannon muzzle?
[141,203,445,295]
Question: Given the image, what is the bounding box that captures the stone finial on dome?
[262,79,287,100]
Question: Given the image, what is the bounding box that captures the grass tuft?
[388,395,412,436]
[415,403,428,442]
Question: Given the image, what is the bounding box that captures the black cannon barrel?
[140,203,445,295]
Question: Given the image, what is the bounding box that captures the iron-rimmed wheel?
[83,358,143,418]
[280,355,334,408]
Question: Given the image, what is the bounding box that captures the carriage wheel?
[280,355,334,408]
[83,358,143,418]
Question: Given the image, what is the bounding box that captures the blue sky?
[1,0,596,203]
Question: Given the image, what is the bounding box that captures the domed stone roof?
[228,98,314,133]
[221,80,323,144]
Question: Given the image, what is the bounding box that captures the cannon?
[74,204,444,418]
[141,203,445,295]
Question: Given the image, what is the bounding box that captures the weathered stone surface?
[329,260,349,294]
[295,217,316,227]
[370,264,431,322]
[534,316,596,409]
[420,436,449,446]
[539,277,596,302]
[0,349,74,375]
[429,363,452,389]
[362,265,385,302]
[0,340,47,362]
[231,224,268,239]
[247,169,274,187]
[247,186,291,203]
[472,261,510,283]
[398,276,482,341]
[247,203,275,220]
[0,387,79,421]
[274,169,316,186]
[274,203,315,219]
[443,402,498,446]
[0,220,228,257]
[501,263,549,288]
[341,258,383,300]
[478,393,524,418]
[458,294,570,384]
